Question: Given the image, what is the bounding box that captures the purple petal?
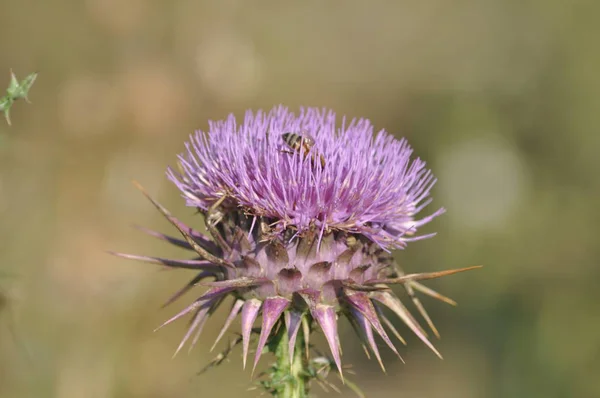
[168,106,446,250]
[344,292,401,359]
[189,297,224,353]
[335,246,361,271]
[264,240,290,269]
[253,297,290,372]
[132,181,233,268]
[403,282,440,339]
[133,225,193,249]
[211,298,244,351]
[238,256,263,278]
[411,281,457,306]
[295,228,319,262]
[132,224,217,253]
[371,291,442,359]
[284,311,303,366]
[365,266,482,285]
[241,298,262,369]
[350,309,386,371]
[162,271,216,308]
[348,265,371,283]
[155,286,233,331]
[276,268,303,296]
[205,206,231,254]
[342,281,389,293]
[374,302,407,346]
[320,280,343,304]
[200,277,267,289]
[345,312,372,360]
[298,288,321,306]
[108,252,220,270]
[310,304,343,380]
[171,300,212,357]
[306,261,332,289]
[231,226,252,253]
[253,281,277,298]
[302,316,311,360]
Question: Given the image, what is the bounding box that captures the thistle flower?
[113,106,479,394]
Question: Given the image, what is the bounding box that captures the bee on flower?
[280,132,326,169]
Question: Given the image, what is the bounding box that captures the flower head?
[113,106,479,380]
[170,106,443,249]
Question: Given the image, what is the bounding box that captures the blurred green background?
[1,1,599,397]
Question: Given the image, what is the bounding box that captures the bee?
[281,132,326,168]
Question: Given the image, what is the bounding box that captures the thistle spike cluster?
[112,106,480,384]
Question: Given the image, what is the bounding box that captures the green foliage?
[257,322,310,398]
[252,319,364,398]
[0,70,37,126]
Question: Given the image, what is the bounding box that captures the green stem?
[268,321,310,398]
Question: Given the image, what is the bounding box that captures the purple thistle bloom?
[113,105,479,381]
[169,106,444,249]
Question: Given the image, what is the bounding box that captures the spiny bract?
[113,106,478,375]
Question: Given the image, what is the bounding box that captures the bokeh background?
[1,1,599,397]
